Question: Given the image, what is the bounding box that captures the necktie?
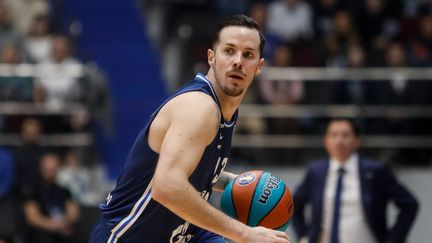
[330,167,346,243]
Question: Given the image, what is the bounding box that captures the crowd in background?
[0,0,112,242]
[144,0,432,76]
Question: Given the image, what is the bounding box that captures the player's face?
[324,121,360,162]
[208,26,264,97]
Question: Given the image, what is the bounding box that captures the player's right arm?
[148,92,290,243]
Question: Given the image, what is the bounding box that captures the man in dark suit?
[293,118,418,243]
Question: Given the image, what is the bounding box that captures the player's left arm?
[213,171,237,192]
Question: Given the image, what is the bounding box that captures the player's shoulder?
[159,91,221,133]
[168,91,219,115]
[166,92,221,141]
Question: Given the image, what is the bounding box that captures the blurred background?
[0,0,431,242]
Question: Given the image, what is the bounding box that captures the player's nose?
[233,52,242,68]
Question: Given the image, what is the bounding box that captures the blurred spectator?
[248,2,267,29]
[257,44,305,163]
[259,45,304,111]
[213,0,248,16]
[311,0,344,38]
[370,42,432,164]
[14,118,45,196]
[248,2,278,59]
[404,0,432,17]
[0,147,16,243]
[68,107,90,133]
[24,15,53,63]
[357,0,400,63]
[266,0,314,43]
[80,63,113,136]
[331,44,369,104]
[57,150,110,206]
[0,43,33,102]
[323,10,361,66]
[384,42,410,99]
[34,35,83,109]
[409,14,432,66]
[293,118,419,243]
[365,42,410,133]
[23,153,79,243]
[0,1,23,59]
[369,42,431,106]
[0,42,21,64]
[20,117,42,144]
[3,0,50,35]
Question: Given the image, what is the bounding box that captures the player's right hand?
[238,226,291,243]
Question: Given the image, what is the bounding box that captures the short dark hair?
[325,118,362,136]
[211,14,265,57]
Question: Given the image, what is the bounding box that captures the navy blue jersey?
[98,73,237,243]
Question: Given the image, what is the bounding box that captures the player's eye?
[243,52,254,59]
[224,48,234,55]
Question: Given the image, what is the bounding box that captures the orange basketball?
[220,170,294,230]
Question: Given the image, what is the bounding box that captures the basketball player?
[89,15,291,243]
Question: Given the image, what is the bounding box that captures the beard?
[213,61,245,97]
[217,79,244,97]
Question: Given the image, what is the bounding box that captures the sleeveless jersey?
[99,73,237,243]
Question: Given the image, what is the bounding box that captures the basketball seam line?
[231,180,238,220]
[247,171,262,226]
[271,190,293,230]
[276,188,294,229]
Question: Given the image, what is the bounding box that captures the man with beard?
[90,15,291,243]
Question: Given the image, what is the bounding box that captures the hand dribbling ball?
[220,170,294,231]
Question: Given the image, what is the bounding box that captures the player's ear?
[255,58,265,76]
[208,49,215,68]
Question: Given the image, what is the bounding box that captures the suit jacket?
[293,157,419,243]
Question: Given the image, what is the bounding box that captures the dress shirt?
[319,153,376,243]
